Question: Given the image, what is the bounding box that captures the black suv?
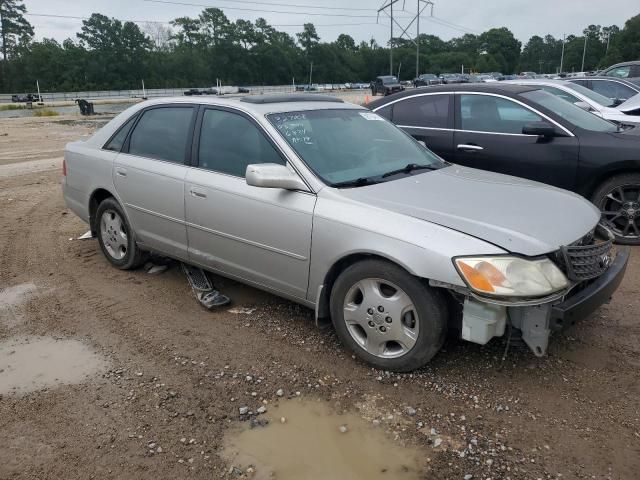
[371,76,404,96]
[369,84,640,244]
[414,74,442,87]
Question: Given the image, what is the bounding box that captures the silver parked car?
[62,95,629,371]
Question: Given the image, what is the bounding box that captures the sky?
[24,0,640,46]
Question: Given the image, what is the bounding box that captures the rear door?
[451,93,580,190]
[375,93,455,159]
[114,105,195,260]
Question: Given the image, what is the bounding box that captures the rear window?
[104,115,137,152]
[128,107,194,163]
[392,94,450,129]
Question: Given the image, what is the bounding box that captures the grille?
[557,228,613,282]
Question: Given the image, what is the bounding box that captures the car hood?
[339,165,600,256]
[617,92,640,112]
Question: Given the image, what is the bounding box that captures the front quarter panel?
[307,190,506,303]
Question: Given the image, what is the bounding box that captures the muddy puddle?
[0,336,108,395]
[224,398,425,480]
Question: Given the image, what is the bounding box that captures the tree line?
[0,0,639,93]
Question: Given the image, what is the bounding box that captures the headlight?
[454,256,569,297]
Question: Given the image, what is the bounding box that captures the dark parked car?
[11,93,41,102]
[414,74,442,87]
[183,89,202,96]
[600,61,640,84]
[371,76,404,96]
[566,76,640,103]
[440,73,466,84]
[368,83,640,244]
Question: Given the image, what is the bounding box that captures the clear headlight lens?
[454,256,569,297]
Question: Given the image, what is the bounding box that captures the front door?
[185,107,315,300]
[114,105,195,260]
[452,93,580,191]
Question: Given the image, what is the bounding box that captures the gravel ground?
[0,116,638,480]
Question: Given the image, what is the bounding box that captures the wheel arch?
[88,188,118,235]
[583,163,640,200]
[315,251,420,325]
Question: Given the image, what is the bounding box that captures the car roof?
[504,79,571,88]
[134,95,363,116]
[367,83,538,107]
[605,60,640,69]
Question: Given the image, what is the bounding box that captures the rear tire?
[330,259,447,372]
[95,197,146,269]
[591,173,640,245]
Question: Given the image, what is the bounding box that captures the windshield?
[381,76,398,84]
[563,82,616,107]
[521,90,618,133]
[267,109,446,187]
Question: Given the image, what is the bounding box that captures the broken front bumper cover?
[510,247,629,356]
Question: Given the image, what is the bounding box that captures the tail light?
[62,158,67,176]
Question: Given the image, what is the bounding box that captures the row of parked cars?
[62,68,634,371]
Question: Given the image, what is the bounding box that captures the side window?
[459,95,542,134]
[104,115,137,152]
[591,80,636,101]
[128,107,194,163]
[604,66,631,78]
[375,104,393,120]
[198,109,284,177]
[540,86,580,104]
[392,94,450,128]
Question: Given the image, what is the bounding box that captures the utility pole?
[559,34,566,74]
[606,31,612,53]
[581,36,587,72]
[309,62,313,86]
[539,60,544,73]
[378,0,434,78]
[415,0,434,79]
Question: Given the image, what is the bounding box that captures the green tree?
[0,0,32,60]
[479,27,521,73]
[297,23,319,52]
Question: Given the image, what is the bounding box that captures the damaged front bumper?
[436,247,630,356]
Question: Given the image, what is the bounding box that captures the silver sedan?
[62,95,628,371]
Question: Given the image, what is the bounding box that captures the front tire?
[330,259,447,372]
[95,197,146,269]
[592,173,640,245]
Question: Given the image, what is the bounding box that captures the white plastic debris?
[228,307,256,315]
[77,230,93,240]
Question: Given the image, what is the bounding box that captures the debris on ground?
[76,230,93,240]
[181,262,230,309]
[228,307,256,315]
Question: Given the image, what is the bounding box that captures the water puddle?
[0,336,108,395]
[0,282,38,327]
[224,398,425,480]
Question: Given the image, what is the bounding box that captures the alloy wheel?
[600,184,640,240]
[100,209,128,260]
[342,278,419,359]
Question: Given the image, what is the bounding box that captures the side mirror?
[522,122,557,137]
[246,163,309,191]
[574,101,592,111]
[612,97,624,106]
[417,140,427,148]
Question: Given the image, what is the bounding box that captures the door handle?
[456,144,484,152]
[115,167,127,177]
[190,188,207,198]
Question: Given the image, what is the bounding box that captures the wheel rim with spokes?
[600,184,640,240]
[343,278,419,359]
[100,209,128,260]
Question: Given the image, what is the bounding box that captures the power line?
[142,0,380,18]
[145,0,376,11]
[26,12,387,29]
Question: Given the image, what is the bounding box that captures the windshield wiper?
[332,177,379,188]
[381,163,438,178]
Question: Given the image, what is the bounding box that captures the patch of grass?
[0,104,26,111]
[32,109,59,117]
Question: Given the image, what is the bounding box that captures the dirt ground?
[0,116,639,480]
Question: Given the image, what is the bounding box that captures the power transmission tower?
[377,0,434,78]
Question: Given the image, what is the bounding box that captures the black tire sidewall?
[330,259,447,372]
[95,198,142,269]
[591,173,640,245]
